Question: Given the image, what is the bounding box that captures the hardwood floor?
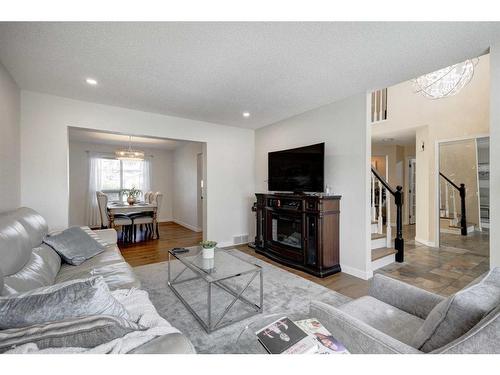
[235,245,370,298]
[119,222,202,267]
[119,221,370,298]
[119,222,488,299]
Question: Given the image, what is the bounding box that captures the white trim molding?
[341,264,373,280]
[173,219,202,233]
[371,254,395,271]
[414,237,437,248]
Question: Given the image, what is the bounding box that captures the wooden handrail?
[371,167,396,196]
[439,172,467,236]
[371,166,404,263]
[439,172,461,191]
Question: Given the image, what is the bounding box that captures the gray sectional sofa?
[311,271,500,354]
[0,207,194,353]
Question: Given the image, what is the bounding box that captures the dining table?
[107,201,158,239]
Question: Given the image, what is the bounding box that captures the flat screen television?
[268,143,325,193]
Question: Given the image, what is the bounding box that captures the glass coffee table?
[168,246,263,333]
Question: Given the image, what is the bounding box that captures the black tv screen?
[268,143,325,192]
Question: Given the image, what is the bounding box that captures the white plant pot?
[202,257,215,270]
[202,247,215,259]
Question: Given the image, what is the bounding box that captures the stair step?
[372,247,397,261]
[371,221,378,224]
[440,216,454,220]
[371,233,386,240]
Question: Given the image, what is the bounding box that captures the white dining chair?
[143,191,153,203]
[96,191,133,241]
[130,191,163,242]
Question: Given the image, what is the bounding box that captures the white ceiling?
[1,22,499,129]
[68,127,189,150]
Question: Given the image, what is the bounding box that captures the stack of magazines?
[255,317,349,354]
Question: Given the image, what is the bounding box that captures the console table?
[253,193,341,277]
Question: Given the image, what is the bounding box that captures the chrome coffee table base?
[167,247,263,333]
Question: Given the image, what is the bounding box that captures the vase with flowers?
[122,187,141,205]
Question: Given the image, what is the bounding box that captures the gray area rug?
[133,249,350,353]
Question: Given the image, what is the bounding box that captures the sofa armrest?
[369,274,444,319]
[129,333,196,354]
[93,229,118,245]
[310,301,421,354]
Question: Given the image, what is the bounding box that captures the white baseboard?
[218,240,249,248]
[173,219,202,233]
[158,217,173,223]
[340,265,373,280]
[414,237,437,247]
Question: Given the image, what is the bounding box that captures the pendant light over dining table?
[115,136,145,161]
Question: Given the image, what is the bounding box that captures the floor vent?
[233,234,249,245]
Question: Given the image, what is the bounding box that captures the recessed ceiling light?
[85,78,98,86]
[242,112,250,118]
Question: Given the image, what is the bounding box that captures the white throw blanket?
[5,289,180,354]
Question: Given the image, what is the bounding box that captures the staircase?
[371,167,403,270]
[371,224,397,270]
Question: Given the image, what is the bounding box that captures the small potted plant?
[200,240,217,259]
[122,186,141,205]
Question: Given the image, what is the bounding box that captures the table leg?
[259,269,264,311]
[109,210,115,229]
[208,282,212,331]
[153,208,159,239]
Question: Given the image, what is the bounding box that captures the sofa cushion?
[412,268,500,352]
[0,276,130,329]
[0,215,33,276]
[55,255,141,290]
[0,315,141,353]
[44,226,106,266]
[7,207,48,249]
[2,245,61,296]
[338,296,424,346]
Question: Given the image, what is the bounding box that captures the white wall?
[0,61,20,212]
[172,142,203,231]
[20,91,254,247]
[68,141,175,225]
[255,94,371,279]
[490,44,500,269]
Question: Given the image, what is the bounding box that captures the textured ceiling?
[1,22,499,129]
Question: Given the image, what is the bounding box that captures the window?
[99,158,150,202]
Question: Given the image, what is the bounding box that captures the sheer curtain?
[141,158,152,200]
[85,154,104,227]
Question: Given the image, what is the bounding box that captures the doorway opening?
[438,137,489,258]
[67,127,206,265]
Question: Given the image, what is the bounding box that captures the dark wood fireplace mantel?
[252,193,341,277]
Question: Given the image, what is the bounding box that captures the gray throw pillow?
[0,315,142,353]
[44,226,106,265]
[412,268,500,352]
[0,277,130,329]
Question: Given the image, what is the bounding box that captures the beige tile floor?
[376,225,490,296]
[239,225,490,298]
